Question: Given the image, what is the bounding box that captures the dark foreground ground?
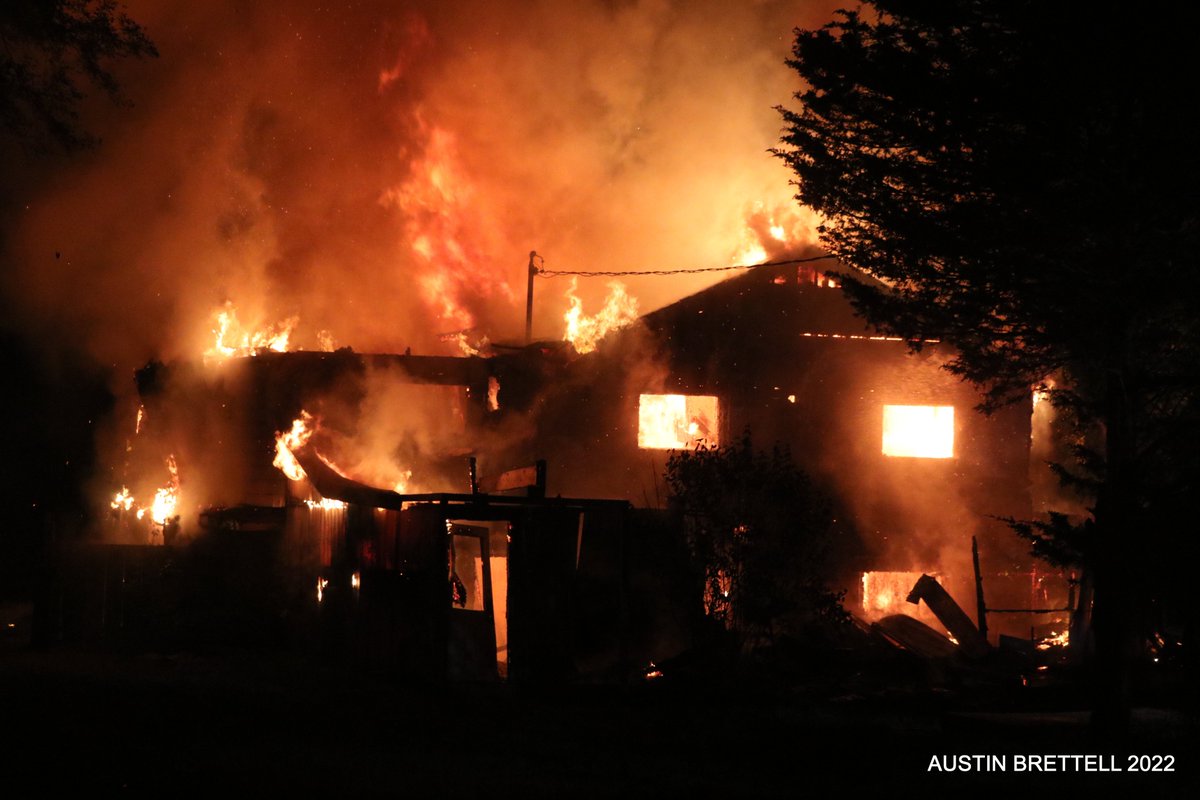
[1,639,1196,796]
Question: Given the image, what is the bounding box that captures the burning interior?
[637,393,720,450]
[881,404,955,459]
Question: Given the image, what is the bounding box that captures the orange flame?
[563,278,639,354]
[881,405,955,459]
[204,302,299,361]
[149,455,180,526]
[861,571,924,619]
[304,497,345,510]
[382,124,514,335]
[1036,629,1070,650]
[111,486,135,512]
[487,376,500,412]
[860,571,948,631]
[274,411,315,481]
[733,201,820,266]
[637,394,719,450]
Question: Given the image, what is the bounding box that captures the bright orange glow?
[149,455,180,526]
[734,242,767,266]
[381,124,514,335]
[563,278,639,354]
[1036,629,1070,650]
[304,497,345,510]
[882,405,954,458]
[110,438,181,533]
[637,394,719,450]
[204,302,297,361]
[316,577,329,603]
[861,571,945,630]
[111,487,135,512]
[274,411,315,481]
[487,376,500,412]
[861,571,923,619]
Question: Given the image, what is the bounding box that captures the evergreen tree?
[775,1,1200,734]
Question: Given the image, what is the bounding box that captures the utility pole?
[525,251,537,344]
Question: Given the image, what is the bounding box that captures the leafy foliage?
[1,0,157,152]
[664,434,848,646]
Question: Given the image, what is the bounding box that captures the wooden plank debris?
[906,573,991,658]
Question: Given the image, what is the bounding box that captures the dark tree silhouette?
[664,435,848,650]
[1,0,157,152]
[775,1,1200,734]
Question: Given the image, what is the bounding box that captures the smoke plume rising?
[3,0,835,368]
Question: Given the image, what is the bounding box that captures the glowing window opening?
[882,405,954,458]
[638,394,719,450]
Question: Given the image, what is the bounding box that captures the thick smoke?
[2,0,835,368]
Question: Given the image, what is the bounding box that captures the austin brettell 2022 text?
[928,754,1176,773]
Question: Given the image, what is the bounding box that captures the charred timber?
[294,447,627,512]
[906,573,991,658]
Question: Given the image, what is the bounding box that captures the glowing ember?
[316,577,329,603]
[637,394,719,450]
[204,302,298,361]
[304,497,345,510]
[149,455,180,526]
[702,568,734,620]
[881,405,955,459]
[274,411,316,481]
[111,487,135,511]
[135,405,145,434]
[1036,629,1070,650]
[563,278,639,355]
[351,572,361,590]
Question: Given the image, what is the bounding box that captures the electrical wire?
[533,253,838,278]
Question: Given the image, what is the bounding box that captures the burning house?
[58,252,1068,673]
[66,344,635,683]
[528,260,1068,643]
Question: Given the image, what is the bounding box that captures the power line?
[533,253,838,278]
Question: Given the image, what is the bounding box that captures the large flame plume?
[274,412,316,482]
[4,0,833,370]
[563,278,639,354]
